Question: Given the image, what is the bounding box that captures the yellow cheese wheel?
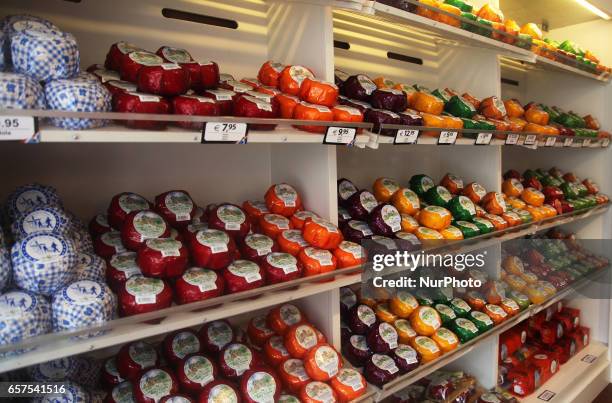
[373,177,400,203]
[502,256,525,275]
[389,291,419,318]
[502,178,524,198]
[392,188,421,216]
[431,327,459,353]
[409,306,441,336]
[410,336,441,363]
[400,214,420,233]
[418,206,452,230]
[415,226,444,240]
[394,319,418,344]
[375,303,398,323]
[506,197,526,210]
[521,187,545,207]
[440,225,464,240]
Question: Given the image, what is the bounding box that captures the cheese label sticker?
[246,372,277,402]
[206,89,234,101]
[23,234,67,262]
[228,260,261,283]
[108,80,137,92]
[396,345,418,364]
[161,47,193,63]
[14,189,48,214]
[357,75,377,95]
[184,355,214,385]
[111,382,134,403]
[264,214,290,230]
[245,234,273,256]
[357,305,376,326]
[280,304,302,325]
[207,321,233,350]
[338,180,358,200]
[437,304,456,319]
[436,328,457,344]
[139,369,173,400]
[129,51,163,66]
[270,336,289,357]
[209,384,238,403]
[295,325,318,350]
[164,192,193,221]
[217,204,246,231]
[104,358,121,378]
[223,344,252,375]
[472,311,493,326]
[282,230,309,247]
[305,247,333,266]
[459,196,476,214]
[275,184,298,207]
[110,252,140,278]
[243,95,273,112]
[36,357,73,380]
[125,277,164,304]
[419,307,441,328]
[380,323,399,349]
[305,382,334,401]
[146,238,181,257]
[64,280,103,305]
[348,220,373,236]
[196,229,229,253]
[128,342,157,368]
[117,42,143,54]
[95,214,110,228]
[381,205,401,232]
[337,369,364,392]
[21,208,60,235]
[314,346,339,377]
[402,189,420,209]
[133,211,166,241]
[397,291,418,309]
[311,216,338,233]
[416,337,440,354]
[350,335,369,351]
[339,241,362,259]
[252,316,274,335]
[289,66,314,86]
[360,191,378,213]
[172,331,200,359]
[395,319,417,337]
[456,318,479,334]
[284,359,309,381]
[372,354,399,374]
[118,193,149,214]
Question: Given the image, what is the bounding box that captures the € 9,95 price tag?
[203,122,248,143]
[394,129,419,144]
[0,116,36,141]
[324,126,356,145]
[438,131,457,145]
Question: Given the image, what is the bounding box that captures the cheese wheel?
[502,179,524,198]
[284,324,320,358]
[333,241,366,268]
[483,214,508,230]
[502,256,525,274]
[417,206,452,230]
[299,77,339,107]
[479,96,507,120]
[276,93,301,119]
[375,303,398,323]
[373,178,400,203]
[290,211,319,230]
[409,306,441,336]
[259,214,293,240]
[521,187,545,207]
[394,319,418,344]
[431,327,459,353]
[299,381,338,403]
[330,368,367,401]
[277,229,309,256]
[462,182,487,204]
[415,227,444,240]
[501,211,522,227]
[279,359,311,393]
[506,197,526,210]
[257,60,285,87]
[482,192,507,214]
[332,105,364,124]
[410,336,441,363]
[483,304,508,324]
[302,217,343,250]
[412,92,444,115]
[440,225,464,240]
[267,304,307,335]
[293,102,334,133]
[247,315,274,347]
[525,205,545,221]
[279,65,315,96]
[389,291,419,318]
[265,184,303,217]
[299,247,337,277]
[303,344,342,381]
[440,173,464,194]
[400,214,419,233]
[391,188,421,216]
[504,99,525,118]
[264,336,291,367]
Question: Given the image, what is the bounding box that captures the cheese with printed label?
[0,72,45,109]
[6,183,62,220]
[12,206,72,240]
[75,252,106,282]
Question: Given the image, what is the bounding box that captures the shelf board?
[519,341,609,403]
[533,56,610,83]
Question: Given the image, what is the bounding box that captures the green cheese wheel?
[469,311,494,332]
[472,217,494,234]
[416,290,434,306]
[410,174,435,196]
[451,318,479,342]
[454,220,481,238]
[449,297,471,318]
[432,88,451,104]
[445,95,476,119]
[425,185,453,207]
[445,0,473,12]
[435,303,457,326]
[447,196,476,221]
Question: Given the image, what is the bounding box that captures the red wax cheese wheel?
[233,95,279,130]
[137,238,188,278]
[299,247,338,277]
[285,324,320,358]
[180,223,209,247]
[175,353,218,395]
[279,359,311,393]
[240,368,282,403]
[172,95,220,129]
[279,65,315,95]
[218,343,255,379]
[104,80,137,104]
[106,41,145,71]
[196,61,220,90]
[262,252,303,284]
[101,357,125,388]
[208,203,250,240]
[293,102,334,133]
[264,335,291,366]
[202,89,237,115]
[265,184,302,216]
[118,276,173,317]
[156,46,201,90]
[190,229,236,270]
[108,192,152,230]
[174,267,224,305]
[106,251,142,292]
[462,182,487,204]
[197,380,240,403]
[290,210,319,230]
[117,341,160,381]
[137,62,191,96]
[89,213,112,237]
[277,230,309,256]
[154,190,196,229]
[300,381,339,403]
[114,92,172,130]
[240,233,278,263]
[120,51,164,83]
[304,344,342,381]
[258,60,285,87]
[299,77,339,107]
[222,260,265,293]
[163,329,202,366]
[302,217,343,250]
[277,93,301,119]
[133,367,179,403]
[94,231,127,260]
[220,79,253,94]
[121,210,170,251]
[247,315,275,347]
[332,105,364,124]
[333,241,366,268]
[259,214,293,240]
[198,320,234,354]
[267,304,307,335]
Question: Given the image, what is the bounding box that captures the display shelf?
[0,267,361,373]
[519,341,610,403]
[355,268,610,402]
[534,56,611,83]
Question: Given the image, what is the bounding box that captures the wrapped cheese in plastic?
[0,72,45,109]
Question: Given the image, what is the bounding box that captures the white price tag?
[524,134,537,145]
[582,138,592,147]
[537,390,556,401]
[475,132,492,145]
[394,129,419,144]
[0,116,36,141]
[324,126,356,145]
[203,122,248,143]
[438,131,457,145]
[544,137,556,147]
[563,137,574,147]
[505,133,519,145]
[602,138,610,147]
[581,354,597,363]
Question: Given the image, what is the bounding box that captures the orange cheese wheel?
[431,328,459,353]
[400,214,419,233]
[521,187,545,207]
[410,336,441,363]
[267,304,307,335]
[373,177,400,203]
[462,182,487,204]
[257,85,281,96]
[420,112,446,137]
[299,381,338,403]
[373,76,395,89]
[462,92,481,109]
[525,205,545,221]
[415,226,444,240]
[303,344,342,381]
[375,303,398,323]
[258,60,285,87]
[260,214,293,240]
[412,92,444,115]
[436,3,461,27]
[278,229,309,256]
[416,0,441,20]
[500,298,520,316]
[333,241,366,269]
[276,93,301,119]
[265,183,303,217]
[329,368,367,401]
[501,211,522,227]
[302,217,343,250]
[279,65,315,96]
[299,247,337,277]
[284,324,320,358]
[482,192,507,215]
[524,107,549,125]
[264,335,291,366]
[477,3,504,22]
[279,358,311,393]
[332,105,363,124]
[504,99,525,118]
[483,214,508,231]
[502,256,525,274]
[441,115,464,130]
[541,204,557,218]
[293,102,334,133]
[394,319,418,344]
[417,206,452,230]
[392,188,420,216]
[299,77,339,107]
[508,117,528,132]
[440,173,464,194]
[479,96,507,120]
[440,225,464,240]
[502,178,524,198]
[409,306,441,336]
[483,304,508,324]
[290,211,319,230]
[389,291,419,318]
[506,197,526,210]
[523,122,548,134]
[242,200,270,227]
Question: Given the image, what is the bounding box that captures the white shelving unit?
[1,0,611,401]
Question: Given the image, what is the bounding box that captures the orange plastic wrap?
[299,77,339,107]
[412,92,444,115]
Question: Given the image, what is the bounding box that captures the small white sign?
[524,134,537,145]
[544,137,556,147]
[601,138,610,147]
[203,122,248,142]
[475,132,492,145]
[537,390,556,401]
[563,137,574,147]
[438,131,457,145]
[324,126,356,145]
[581,354,597,364]
[506,133,519,145]
[582,138,592,147]
[0,116,36,141]
[394,129,419,144]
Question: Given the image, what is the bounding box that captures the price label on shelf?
[438,131,457,145]
[505,133,519,145]
[394,129,419,144]
[0,116,36,141]
[581,354,597,364]
[544,137,556,147]
[523,134,537,146]
[537,390,556,401]
[582,138,592,148]
[475,132,492,145]
[563,137,574,147]
[602,138,610,147]
[324,126,356,145]
[202,122,248,143]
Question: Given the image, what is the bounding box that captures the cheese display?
[0,72,45,109]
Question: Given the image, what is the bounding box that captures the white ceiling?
[500,0,611,31]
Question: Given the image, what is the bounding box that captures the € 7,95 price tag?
[202,122,248,143]
[0,116,36,141]
[324,126,356,145]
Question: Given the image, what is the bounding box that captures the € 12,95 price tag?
[394,129,419,144]
[324,126,356,145]
[203,122,248,143]
[0,116,36,141]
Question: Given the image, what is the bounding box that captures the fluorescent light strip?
[575,0,611,20]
